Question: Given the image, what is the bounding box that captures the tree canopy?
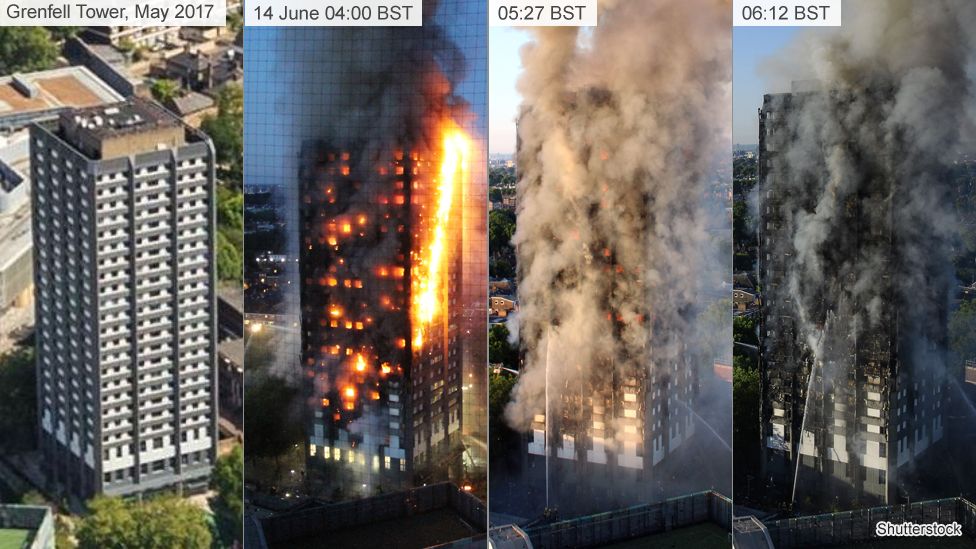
[244,375,303,461]
[150,79,180,104]
[0,347,36,452]
[212,445,243,541]
[489,373,518,456]
[0,28,59,75]
[489,210,516,252]
[201,84,244,189]
[733,365,761,501]
[950,299,976,372]
[489,324,518,370]
[76,495,212,549]
[216,186,244,283]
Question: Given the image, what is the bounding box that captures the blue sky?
[733,27,800,145]
[488,26,805,151]
[489,26,528,154]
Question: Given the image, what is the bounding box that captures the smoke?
[505,0,731,436]
[760,0,976,506]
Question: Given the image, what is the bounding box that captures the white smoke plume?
[759,0,976,506]
[763,0,976,368]
[505,0,731,430]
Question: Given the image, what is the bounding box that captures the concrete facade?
[31,98,218,500]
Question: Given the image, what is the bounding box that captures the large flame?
[412,123,470,350]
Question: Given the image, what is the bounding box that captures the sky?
[732,27,800,145]
[488,26,528,154]
[489,26,811,150]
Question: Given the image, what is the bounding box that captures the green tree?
[117,38,135,53]
[733,315,758,347]
[77,497,139,549]
[216,186,244,283]
[227,10,244,32]
[56,515,77,549]
[134,496,211,549]
[489,210,516,252]
[244,376,303,463]
[20,489,45,505]
[0,28,59,74]
[733,366,761,499]
[150,79,180,104]
[77,495,211,549]
[950,299,976,373]
[490,257,515,279]
[217,230,243,282]
[212,445,243,537]
[47,27,80,41]
[488,166,516,186]
[732,200,755,248]
[0,347,36,452]
[489,373,518,455]
[489,324,517,369]
[217,186,244,230]
[733,156,757,181]
[733,353,757,372]
[201,84,244,189]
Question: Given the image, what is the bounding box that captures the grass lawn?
[0,528,29,549]
[602,523,730,549]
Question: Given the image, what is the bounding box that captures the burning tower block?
[299,123,486,499]
[516,89,701,516]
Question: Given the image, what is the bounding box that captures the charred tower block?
[300,129,485,498]
[31,98,218,500]
[758,90,948,510]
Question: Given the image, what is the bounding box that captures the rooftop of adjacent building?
[488,521,728,549]
[250,482,485,549]
[219,337,244,369]
[487,491,731,549]
[0,66,123,125]
[219,283,244,317]
[275,507,476,549]
[0,504,53,549]
[0,135,35,270]
[735,496,976,549]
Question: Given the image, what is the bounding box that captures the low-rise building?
[162,47,243,93]
[0,67,123,134]
[81,27,180,49]
[0,137,35,315]
[0,504,55,549]
[732,289,758,312]
[490,295,517,317]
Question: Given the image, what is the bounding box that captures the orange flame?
[411,123,469,350]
